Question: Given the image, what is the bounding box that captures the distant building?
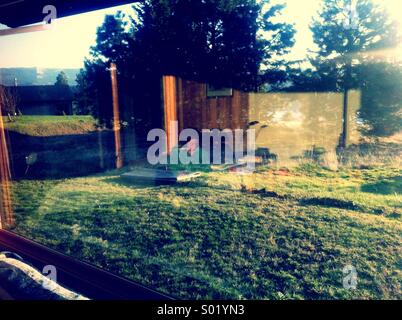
[5,85,75,115]
[0,68,79,86]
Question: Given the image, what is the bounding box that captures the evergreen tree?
[78,0,295,127]
[258,2,295,90]
[129,0,294,90]
[54,71,72,115]
[74,69,95,115]
[54,71,70,87]
[358,62,402,137]
[310,0,400,145]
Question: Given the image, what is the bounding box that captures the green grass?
[8,165,402,299]
[2,115,98,136]
[202,164,402,217]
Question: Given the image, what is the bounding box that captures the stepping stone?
[121,168,201,184]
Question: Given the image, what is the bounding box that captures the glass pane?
[1,0,401,300]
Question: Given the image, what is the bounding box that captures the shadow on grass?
[361,176,402,195]
[298,197,362,211]
[102,176,187,189]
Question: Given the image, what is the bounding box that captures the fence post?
[110,62,123,169]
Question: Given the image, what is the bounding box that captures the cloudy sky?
[0,0,400,68]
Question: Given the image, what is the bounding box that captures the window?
[206,84,233,98]
[0,0,401,301]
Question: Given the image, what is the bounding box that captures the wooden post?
[0,89,14,228]
[340,89,349,148]
[110,63,123,169]
[162,75,178,154]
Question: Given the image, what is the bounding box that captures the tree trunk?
[340,88,349,148]
[339,51,353,149]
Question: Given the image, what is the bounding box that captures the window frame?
[206,84,233,98]
[0,1,173,300]
[0,229,174,300]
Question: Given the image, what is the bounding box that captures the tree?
[74,69,95,115]
[310,0,400,145]
[54,71,70,87]
[258,2,295,90]
[80,14,129,125]
[0,86,19,116]
[129,0,294,90]
[358,62,402,137]
[54,71,72,115]
[78,0,295,128]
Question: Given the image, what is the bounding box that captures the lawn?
[2,115,98,136]
[8,164,401,299]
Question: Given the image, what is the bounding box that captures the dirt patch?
[299,197,362,211]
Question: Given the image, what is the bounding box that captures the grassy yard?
[8,164,401,300]
[2,115,98,136]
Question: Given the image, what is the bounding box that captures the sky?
[0,0,401,69]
